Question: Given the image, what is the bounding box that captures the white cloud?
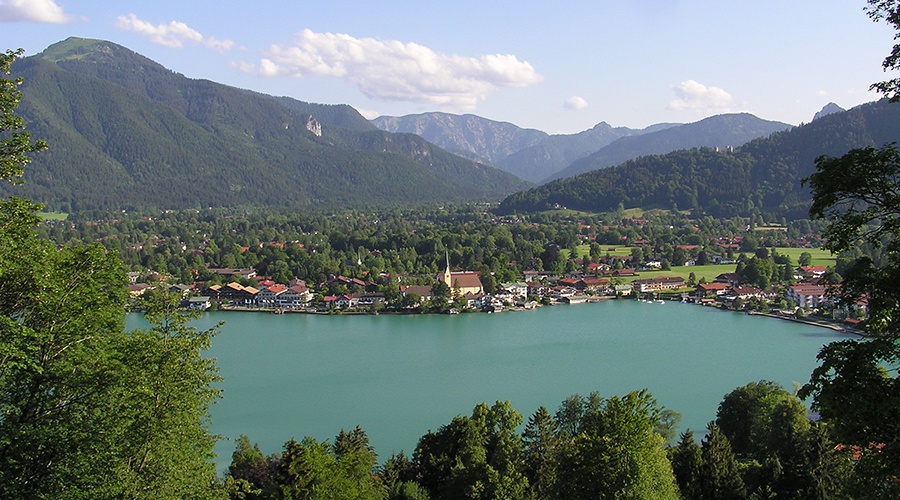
[116,13,234,52]
[353,107,379,120]
[668,80,734,113]
[564,96,589,110]
[0,0,74,24]
[249,29,543,111]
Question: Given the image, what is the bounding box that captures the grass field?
[772,247,835,268]
[562,245,837,287]
[38,212,69,221]
[619,264,737,284]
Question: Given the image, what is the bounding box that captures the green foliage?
[554,390,680,499]
[0,49,47,184]
[801,140,900,491]
[522,406,560,499]
[0,47,223,498]
[698,423,746,499]
[670,431,703,499]
[867,0,900,99]
[413,401,527,500]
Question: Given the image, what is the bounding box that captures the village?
[125,249,858,333]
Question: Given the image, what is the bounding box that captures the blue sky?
[1,1,896,133]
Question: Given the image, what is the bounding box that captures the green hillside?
[499,99,900,219]
[5,38,531,211]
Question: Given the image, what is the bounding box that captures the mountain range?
[5,37,531,212]
[4,37,894,219]
[498,99,900,219]
[372,112,790,184]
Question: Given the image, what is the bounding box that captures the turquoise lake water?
[129,299,847,470]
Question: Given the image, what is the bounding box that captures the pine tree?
[698,423,746,500]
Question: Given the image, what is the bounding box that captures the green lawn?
[771,247,835,268]
[38,211,69,221]
[567,244,636,260]
[618,264,736,284]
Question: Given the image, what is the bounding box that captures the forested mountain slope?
[499,100,900,219]
[5,37,530,212]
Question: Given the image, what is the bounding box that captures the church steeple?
[442,249,452,287]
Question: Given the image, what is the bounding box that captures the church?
[440,252,483,296]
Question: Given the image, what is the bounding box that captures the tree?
[716,380,792,457]
[112,288,223,498]
[332,426,385,498]
[277,437,360,499]
[0,49,46,183]
[800,143,900,491]
[227,435,276,499]
[867,0,900,98]
[554,390,680,500]
[522,406,560,499]
[670,431,702,499]
[0,48,223,498]
[698,423,746,500]
[413,401,527,500]
[798,4,900,490]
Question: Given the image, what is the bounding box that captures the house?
[798,265,827,279]
[580,277,610,293]
[552,286,577,299]
[256,284,288,307]
[715,273,741,287]
[349,293,385,308]
[209,267,257,280]
[631,276,686,294]
[401,285,433,301]
[168,283,191,297]
[522,270,550,282]
[788,284,829,309]
[127,283,151,297]
[322,294,352,309]
[694,282,731,299]
[185,296,211,310]
[527,282,552,297]
[279,285,312,308]
[724,286,763,301]
[499,282,529,301]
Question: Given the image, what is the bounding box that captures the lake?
[129,299,847,471]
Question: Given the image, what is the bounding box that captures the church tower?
[442,250,452,287]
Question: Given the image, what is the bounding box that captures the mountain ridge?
[498,99,900,218]
[543,113,792,182]
[372,111,790,184]
[5,37,531,212]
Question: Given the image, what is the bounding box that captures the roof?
[450,272,482,290]
[697,282,730,291]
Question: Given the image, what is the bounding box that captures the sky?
[1,0,897,134]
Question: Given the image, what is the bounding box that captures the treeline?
[223,382,858,499]
[499,99,900,219]
[36,206,830,286]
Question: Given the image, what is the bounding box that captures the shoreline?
[747,310,862,335]
[208,296,862,335]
